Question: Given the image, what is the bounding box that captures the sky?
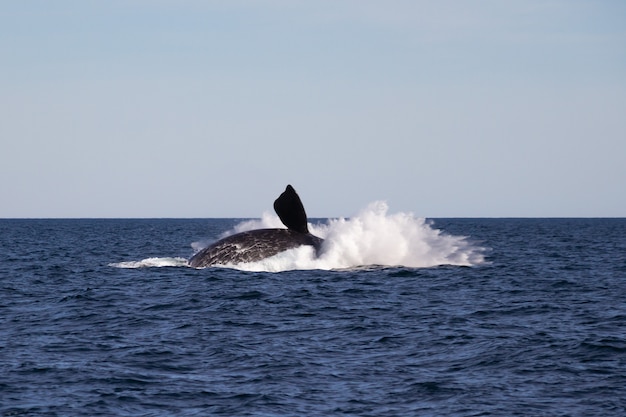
[1,0,625,218]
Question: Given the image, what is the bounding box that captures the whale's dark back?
[188,228,323,267]
[188,185,323,268]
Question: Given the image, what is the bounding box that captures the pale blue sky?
[2,1,625,217]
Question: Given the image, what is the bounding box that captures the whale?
[188,185,323,268]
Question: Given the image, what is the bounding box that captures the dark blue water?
[1,218,625,416]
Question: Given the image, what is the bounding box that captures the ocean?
[1,212,625,416]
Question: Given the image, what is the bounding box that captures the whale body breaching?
[189,185,323,268]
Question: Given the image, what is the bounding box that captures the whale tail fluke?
[273,185,310,234]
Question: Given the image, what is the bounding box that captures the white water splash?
[109,257,189,269]
[111,202,485,272]
[224,201,485,272]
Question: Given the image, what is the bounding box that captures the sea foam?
[111,202,485,272]
[220,201,485,272]
[110,257,189,269]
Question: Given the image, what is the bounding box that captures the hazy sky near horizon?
[2,1,625,218]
